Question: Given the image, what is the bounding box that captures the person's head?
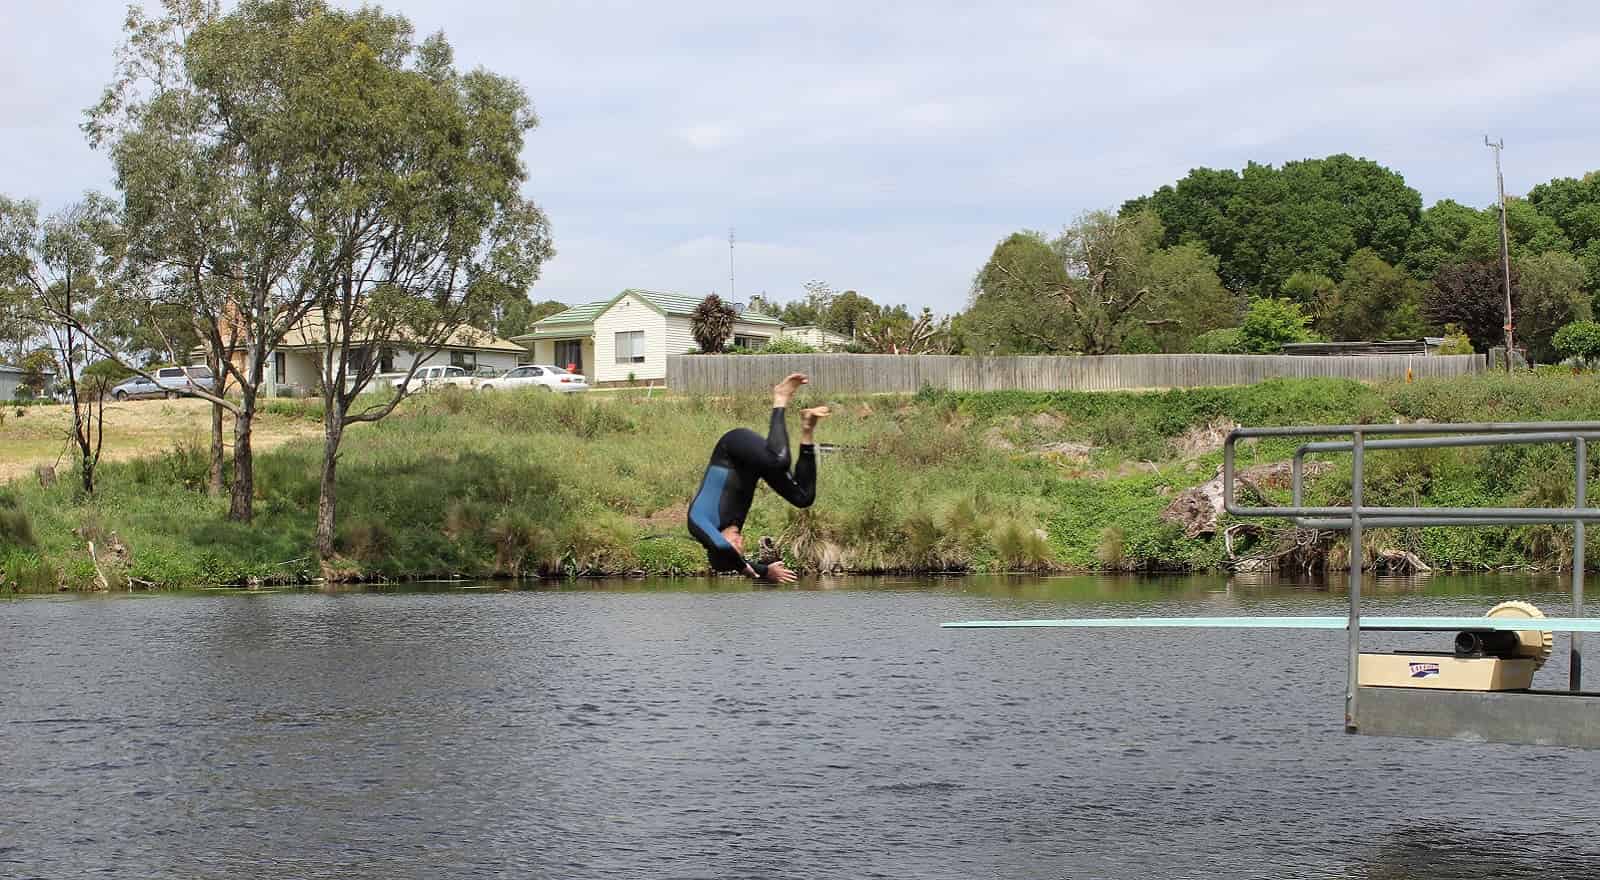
[721,525,743,555]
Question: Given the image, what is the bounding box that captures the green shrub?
[747,337,817,354]
[1437,324,1475,355]
[1553,320,1600,364]
[1239,297,1316,352]
[1190,327,1248,354]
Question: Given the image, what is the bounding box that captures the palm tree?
[691,294,737,353]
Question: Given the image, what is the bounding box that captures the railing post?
[1347,431,1364,732]
[1575,436,1587,691]
[1292,454,1304,508]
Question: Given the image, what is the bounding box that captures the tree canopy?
[1125,154,1422,296]
[1312,249,1428,341]
[966,212,1237,355]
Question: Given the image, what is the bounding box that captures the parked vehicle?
[477,364,589,393]
[110,365,217,401]
[414,364,481,390]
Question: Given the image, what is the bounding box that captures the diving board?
[941,615,1600,633]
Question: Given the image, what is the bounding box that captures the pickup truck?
[109,365,218,401]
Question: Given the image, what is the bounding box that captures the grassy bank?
[6,373,1600,591]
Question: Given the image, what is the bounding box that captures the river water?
[3,574,1599,879]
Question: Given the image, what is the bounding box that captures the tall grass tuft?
[3,554,59,591]
[0,492,35,549]
[488,512,552,578]
[338,519,394,564]
[1096,526,1127,569]
[992,520,1054,571]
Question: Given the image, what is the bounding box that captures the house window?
[615,331,645,364]
[450,350,477,370]
[379,346,395,373]
[734,334,768,350]
[273,352,286,384]
[555,339,584,374]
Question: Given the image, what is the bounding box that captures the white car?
[477,364,589,393]
[413,365,480,390]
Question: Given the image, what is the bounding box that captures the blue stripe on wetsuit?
[689,464,765,576]
[690,465,733,552]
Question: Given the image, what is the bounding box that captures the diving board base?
[1357,653,1537,691]
[1354,686,1600,750]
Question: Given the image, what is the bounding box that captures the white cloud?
[3,0,1598,314]
[674,122,745,151]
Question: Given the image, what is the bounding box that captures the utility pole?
[728,228,736,303]
[1486,136,1514,370]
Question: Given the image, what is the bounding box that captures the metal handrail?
[1222,421,1599,731]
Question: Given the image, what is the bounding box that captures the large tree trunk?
[229,392,255,522]
[206,346,225,497]
[315,406,345,564]
[76,413,94,496]
[228,344,265,522]
[209,402,225,497]
[71,388,95,496]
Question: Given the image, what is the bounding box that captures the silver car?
[476,364,590,393]
[110,365,217,401]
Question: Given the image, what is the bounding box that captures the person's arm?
[706,541,770,580]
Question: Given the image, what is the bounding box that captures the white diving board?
[941,615,1600,633]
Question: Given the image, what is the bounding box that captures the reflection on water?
[3,573,1598,880]
[1359,828,1562,880]
[334,569,1582,602]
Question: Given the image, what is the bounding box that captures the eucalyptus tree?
[84,0,332,521]
[0,194,124,495]
[283,6,552,564]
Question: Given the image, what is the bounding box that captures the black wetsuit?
[687,407,816,577]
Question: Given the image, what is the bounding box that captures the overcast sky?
[4,2,1598,313]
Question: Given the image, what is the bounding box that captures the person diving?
[686,372,829,582]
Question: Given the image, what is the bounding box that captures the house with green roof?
[511,289,784,385]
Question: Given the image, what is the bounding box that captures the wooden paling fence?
[667,353,1487,395]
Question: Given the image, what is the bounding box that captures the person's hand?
[762,561,798,584]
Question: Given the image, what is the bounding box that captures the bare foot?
[800,405,831,431]
[773,372,809,408]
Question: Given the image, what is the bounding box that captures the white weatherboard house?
[207,312,527,397]
[513,289,785,385]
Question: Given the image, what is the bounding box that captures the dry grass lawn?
[0,398,322,484]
